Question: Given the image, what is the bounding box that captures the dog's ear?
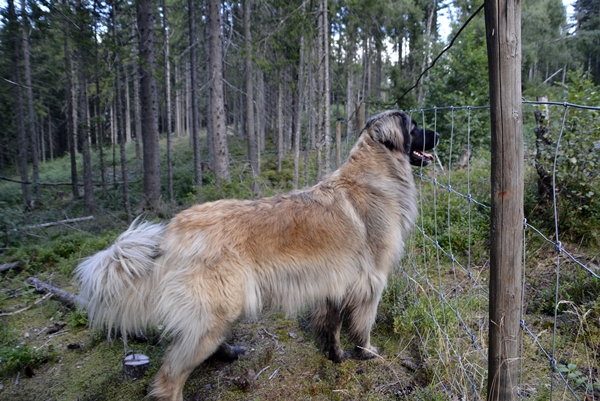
[366,111,412,154]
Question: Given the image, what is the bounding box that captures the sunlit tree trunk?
[323,0,331,174]
[207,0,230,185]
[244,0,259,193]
[188,0,202,189]
[161,0,173,202]
[293,2,305,189]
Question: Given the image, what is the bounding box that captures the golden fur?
[75,110,438,401]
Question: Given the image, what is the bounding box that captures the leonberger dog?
[75,110,439,401]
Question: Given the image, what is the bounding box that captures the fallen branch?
[0,293,53,317]
[27,277,84,309]
[0,261,24,273]
[18,216,94,231]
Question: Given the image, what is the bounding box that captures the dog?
[75,110,439,401]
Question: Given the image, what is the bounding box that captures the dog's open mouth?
[410,149,435,166]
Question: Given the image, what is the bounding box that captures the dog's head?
[361,110,440,167]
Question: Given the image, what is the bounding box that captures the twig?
[254,365,270,381]
[268,367,280,380]
[0,293,53,317]
[262,328,279,339]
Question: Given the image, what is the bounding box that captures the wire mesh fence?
[366,102,600,400]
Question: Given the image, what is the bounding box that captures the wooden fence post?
[484,0,524,399]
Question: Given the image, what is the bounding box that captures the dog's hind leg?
[312,298,347,363]
[150,322,236,401]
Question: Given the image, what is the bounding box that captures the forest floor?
[0,278,423,401]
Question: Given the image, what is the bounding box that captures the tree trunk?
[125,73,132,143]
[293,3,305,190]
[207,0,230,185]
[188,0,202,189]
[95,75,106,198]
[204,24,214,168]
[137,0,162,210]
[131,18,142,172]
[323,0,331,174]
[244,0,258,193]
[257,69,265,154]
[40,115,45,164]
[161,0,173,202]
[21,0,40,200]
[418,3,435,105]
[112,0,132,224]
[175,63,183,137]
[8,0,30,209]
[277,77,284,173]
[62,0,78,199]
[48,106,54,162]
[345,44,355,138]
[76,0,95,215]
[316,1,324,180]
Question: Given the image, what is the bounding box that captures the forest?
[0,0,598,213]
[1,0,600,399]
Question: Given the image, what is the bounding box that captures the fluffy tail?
[75,220,166,337]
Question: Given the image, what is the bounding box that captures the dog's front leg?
[345,282,384,360]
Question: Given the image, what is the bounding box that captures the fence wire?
[371,102,600,400]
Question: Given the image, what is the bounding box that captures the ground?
[0,297,421,401]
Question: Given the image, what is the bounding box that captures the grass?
[1,128,599,400]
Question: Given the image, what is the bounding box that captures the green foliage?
[555,362,600,393]
[532,266,600,316]
[529,70,600,246]
[522,0,569,87]
[425,14,489,108]
[69,310,89,328]
[421,15,492,164]
[0,324,56,377]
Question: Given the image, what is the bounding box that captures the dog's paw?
[229,345,247,359]
[326,349,350,364]
[211,343,247,362]
[353,345,381,360]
